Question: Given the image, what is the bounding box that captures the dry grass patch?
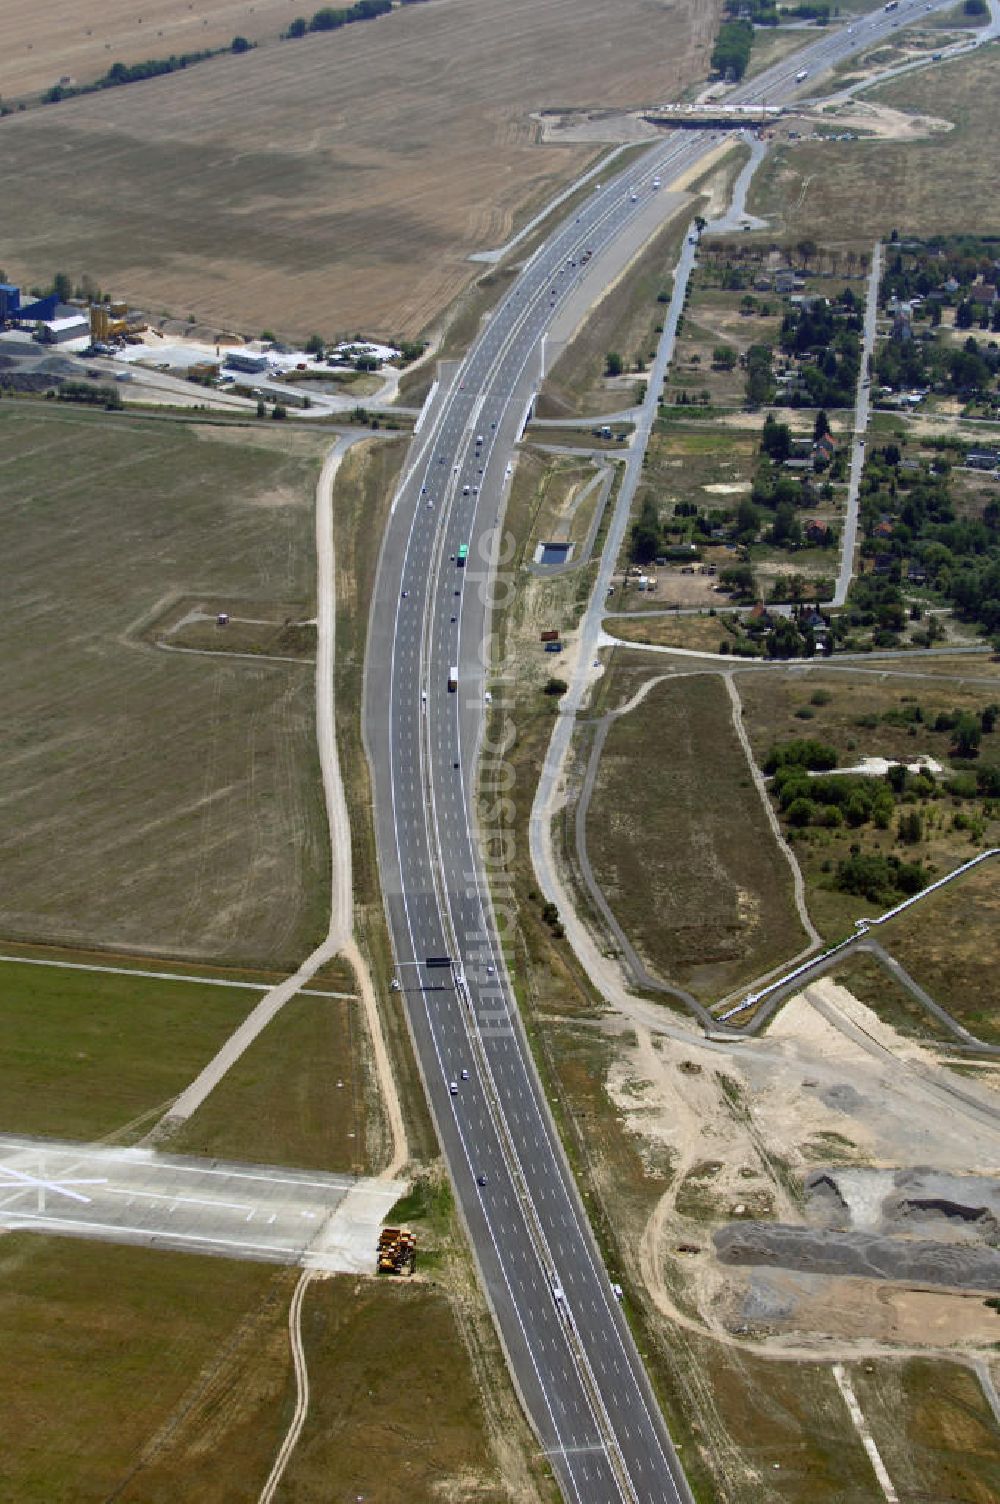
[873,860,1000,1043]
[0,403,329,969]
[698,1345,885,1501]
[0,0,723,339]
[850,1359,1000,1504]
[605,612,730,652]
[1,0,312,99]
[0,1233,549,1504]
[332,434,440,1164]
[537,212,692,419]
[287,1275,552,1504]
[586,673,808,998]
[666,288,782,410]
[641,421,758,519]
[831,951,956,1044]
[750,47,1000,243]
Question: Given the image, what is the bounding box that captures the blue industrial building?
[18,293,61,322]
[0,283,21,323]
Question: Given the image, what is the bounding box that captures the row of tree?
[285,0,392,36]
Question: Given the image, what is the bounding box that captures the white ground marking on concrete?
[0,1136,405,1274]
[973,1358,1000,1429]
[832,1364,899,1503]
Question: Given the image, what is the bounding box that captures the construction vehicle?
[89,302,147,343]
[376,1225,416,1275]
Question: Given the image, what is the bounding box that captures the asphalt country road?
[364,3,962,1499]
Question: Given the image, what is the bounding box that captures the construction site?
[377,1226,416,1277]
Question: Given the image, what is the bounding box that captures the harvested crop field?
[585,673,807,998]
[1,0,306,99]
[0,0,722,339]
[0,404,330,968]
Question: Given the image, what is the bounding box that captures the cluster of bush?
[45,47,228,102]
[285,1,391,37]
[764,727,1000,898]
[711,20,754,80]
[778,299,862,409]
[53,380,122,410]
[773,766,899,831]
[833,853,927,904]
[857,442,1000,637]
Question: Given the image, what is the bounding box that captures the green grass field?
[0,957,259,1141]
[0,1237,296,1503]
[0,1234,545,1503]
[586,673,808,999]
[170,988,377,1173]
[0,404,330,970]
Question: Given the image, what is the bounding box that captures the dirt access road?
[157,435,407,1178]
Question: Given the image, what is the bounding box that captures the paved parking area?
[0,1135,406,1273]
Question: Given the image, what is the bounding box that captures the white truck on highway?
[448,666,458,692]
[795,68,809,82]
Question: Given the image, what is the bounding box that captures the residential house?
[969,280,998,308]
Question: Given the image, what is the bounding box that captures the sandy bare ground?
[799,99,953,141]
[0,0,722,339]
[611,976,1000,1361]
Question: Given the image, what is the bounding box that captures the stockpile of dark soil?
[715,1222,1000,1292]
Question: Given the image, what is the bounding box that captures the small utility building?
[225,349,270,374]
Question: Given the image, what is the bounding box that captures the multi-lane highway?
[364,4,960,1498]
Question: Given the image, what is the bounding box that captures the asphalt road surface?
[365,4,959,1499]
